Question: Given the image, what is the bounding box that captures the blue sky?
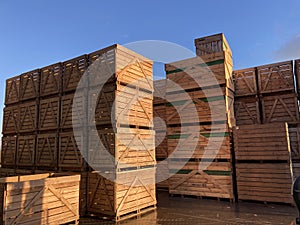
[0,0,300,127]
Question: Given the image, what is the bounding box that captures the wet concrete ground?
[80,191,298,225]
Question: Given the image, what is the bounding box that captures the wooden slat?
[19,101,37,133]
[16,135,36,168]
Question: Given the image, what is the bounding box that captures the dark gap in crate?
[236,160,290,164]
[166,83,227,96]
[119,81,153,94]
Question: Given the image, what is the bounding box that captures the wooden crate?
[88,44,153,92]
[36,133,58,170]
[236,163,293,204]
[165,94,232,125]
[90,83,153,128]
[1,135,17,167]
[59,131,84,171]
[5,75,20,105]
[19,101,38,133]
[261,93,299,123]
[293,162,300,179]
[40,63,62,97]
[257,61,294,94]
[153,79,166,105]
[166,52,231,91]
[39,97,60,131]
[167,124,231,160]
[88,127,155,170]
[0,173,80,225]
[233,67,257,97]
[87,168,156,221]
[61,93,86,129]
[16,135,36,168]
[234,96,261,126]
[20,69,40,101]
[296,59,300,94]
[169,160,233,199]
[194,33,232,56]
[233,123,291,161]
[62,55,88,93]
[2,105,19,134]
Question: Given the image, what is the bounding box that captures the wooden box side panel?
[2,106,19,135]
[88,46,116,87]
[261,93,299,123]
[167,124,231,159]
[115,128,156,169]
[169,161,233,199]
[257,61,295,94]
[19,101,37,133]
[5,76,20,105]
[236,163,293,204]
[39,97,60,131]
[233,123,290,161]
[233,68,257,97]
[1,135,17,167]
[87,172,116,216]
[234,97,261,126]
[115,168,156,218]
[20,69,40,101]
[166,54,227,91]
[40,63,62,97]
[36,134,57,169]
[59,131,84,171]
[116,45,153,92]
[61,93,86,129]
[16,135,36,167]
[62,55,88,93]
[153,79,166,105]
[3,175,80,225]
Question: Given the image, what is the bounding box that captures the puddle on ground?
[80,191,298,225]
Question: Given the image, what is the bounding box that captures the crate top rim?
[256,60,293,70]
[0,172,80,184]
[233,67,256,74]
[194,33,232,54]
[41,62,63,71]
[164,52,225,70]
[233,122,288,130]
[88,44,153,65]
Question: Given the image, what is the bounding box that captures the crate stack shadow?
[153,79,169,190]
[1,44,157,221]
[164,34,236,200]
[233,60,299,204]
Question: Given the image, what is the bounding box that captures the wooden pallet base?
[169,193,234,202]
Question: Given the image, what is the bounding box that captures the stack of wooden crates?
[164,33,236,200]
[2,44,157,221]
[233,60,298,204]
